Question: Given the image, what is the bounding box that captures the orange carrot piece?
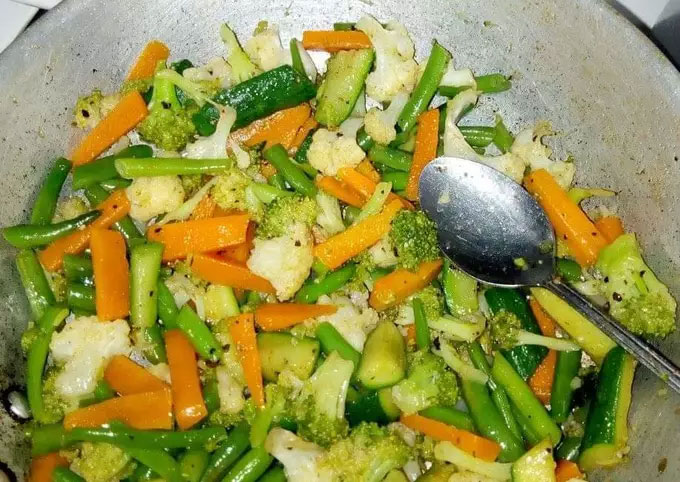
[71,91,148,166]
[405,324,417,345]
[337,167,414,210]
[400,414,501,462]
[39,190,131,271]
[555,459,584,482]
[255,303,338,331]
[28,453,68,482]
[406,109,439,200]
[524,169,608,266]
[302,30,372,52]
[594,215,624,244]
[217,222,255,264]
[90,228,129,321]
[165,329,208,429]
[356,159,381,183]
[229,313,265,408]
[316,176,366,208]
[369,260,443,311]
[530,298,557,337]
[314,200,403,270]
[291,116,319,152]
[231,104,311,150]
[104,355,169,395]
[147,214,249,261]
[64,389,173,430]
[191,253,275,293]
[190,195,218,221]
[126,40,170,80]
[528,297,558,403]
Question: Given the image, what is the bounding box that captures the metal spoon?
[419,156,680,393]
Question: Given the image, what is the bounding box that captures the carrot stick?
[71,91,148,166]
[314,200,403,270]
[316,176,366,208]
[555,459,584,482]
[147,214,249,261]
[90,228,129,321]
[255,303,337,331]
[594,215,624,244]
[291,116,319,152]
[231,104,311,150]
[229,313,265,408]
[28,453,68,482]
[524,169,608,266]
[528,297,558,403]
[302,30,372,52]
[104,355,169,395]
[400,414,501,462]
[190,195,218,221]
[165,329,208,429]
[369,260,443,311]
[39,190,131,271]
[337,167,414,210]
[406,109,439,200]
[405,324,417,346]
[217,222,255,264]
[126,40,170,80]
[356,159,381,184]
[191,253,275,293]
[64,389,173,430]
[530,298,557,337]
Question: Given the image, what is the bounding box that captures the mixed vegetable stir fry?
[6,15,678,482]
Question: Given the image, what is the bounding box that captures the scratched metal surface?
[0,0,679,480]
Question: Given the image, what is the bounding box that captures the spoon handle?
[545,278,680,394]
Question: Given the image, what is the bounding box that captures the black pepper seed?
[613,292,623,302]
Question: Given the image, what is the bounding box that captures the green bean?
[200,422,250,482]
[30,157,71,225]
[475,73,512,93]
[342,206,361,226]
[67,283,95,313]
[267,173,288,191]
[250,407,275,448]
[491,353,562,445]
[100,178,132,190]
[316,322,361,369]
[294,132,315,164]
[458,126,496,148]
[125,447,182,482]
[30,423,69,455]
[129,464,157,482]
[180,450,210,482]
[356,127,375,152]
[550,349,582,423]
[52,467,85,482]
[381,171,408,191]
[158,279,180,329]
[84,184,142,244]
[26,306,69,424]
[263,144,317,197]
[141,324,167,364]
[412,298,430,350]
[437,85,467,98]
[63,254,94,285]
[203,378,221,414]
[130,243,164,328]
[556,257,582,283]
[556,436,584,462]
[250,183,294,204]
[493,116,514,154]
[510,402,542,446]
[289,38,306,76]
[175,305,223,362]
[295,263,356,303]
[419,406,475,432]
[115,157,233,178]
[368,145,412,172]
[222,447,273,482]
[312,258,330,279]
[16,249,56,320]
[3,211,100,249]
[333,22,355,31]
[72,145,153,190]
[66,424,227,450]
[293,160,318,178]
[94,379,115,401]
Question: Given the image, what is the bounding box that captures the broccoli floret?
[256,195,318,239]
[209,399,257,428]
[391,349,459,415]
[318,422,411,482]
[21,324,39,354]
[72,89,121,130]
[596,233,677,338]
[70,442,133,482]
[389,210,440,270]
[180,174,205,197]
[220,24,261,84]
[410,285,445,321]
[120,78,153,96]
[40,368,69,424]
[211,168,252,212]
[292,351,353,447]
[489,310,579,352]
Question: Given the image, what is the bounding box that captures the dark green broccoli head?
[256,195,318,239]
[209,399,257,428]
[389,210,440,270]
[489,309,521,350]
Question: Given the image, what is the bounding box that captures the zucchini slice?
[257,332,320,382]
[357,321,406,389]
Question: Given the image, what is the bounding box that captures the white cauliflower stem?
[244,22,287,72]
[184,106,236,159]
[363,91,410,145]
[216,365,246,414]
[264,428,328,482]
[307,129,365,176]
[310,294,379,352]
[126,175,185,222]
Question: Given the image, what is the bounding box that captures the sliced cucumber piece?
[345,388,400,426]
[257,332,320,382]
[357,321,406,389]
[511,439,556,482]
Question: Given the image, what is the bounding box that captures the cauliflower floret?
[73,89,122,130]
[309,294,379,352]
[356,16,419,102]
[184,106,236,159]
[183,57,233,89]
[367,235,399,268]
[247,222,314,301]
[52,196,89,223]
[210,168,252,212]
[363,91,410,145]
[163,262,206,309]
[264,428,329,482]
[439,62,477,89]
[49,317,131,399]
[244,22,287,72]
[216,365,246,414]
[315,191,345,237]
[307,129,365,176]
[511,121,575,189]
[126,175,185,222]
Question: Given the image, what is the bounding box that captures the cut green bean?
[175,305,223,362]
[556,257,583,283]
[437,85,467,98]
[140,325,167,364]
[294,132,314,164]
[381,171,408,191]
[72,145,153,190]
[63,254,94,285]
[180,449,210,482]
[289,38,306,76]
[267,173,288,191]
[412,298,430,350]
[419,406,475,432]
[125,447,182,482]
[52,467,85,482]
[3,211,100,249]
[342,206,361,226]
[295,263,356,303]
[556,435,584,462]
[30,423,69,455]
[115,157,233,178]
[100,178,132,190]
[84,184,142,244]
[458,126,495,148]
[316,322,361,369]
[93,379,115,402]
[475,73,512,93]
[222,447,273,482]
[67,283,95,313]
[129,464,157,482]
[493,116,514,154]
[263,144,317,197]
[200,422,250,482]
[368,145,412,172]
[356,127,375,152]
[30,157,72,225]
[157,280,180,330]
[203,378,221,414]
[250,183,294,204]
[65,424,227,450]
[510,402,542,446]
[130,243,164,328]
[333,22,355,31]
[550,349,582,423]
[16,249,56,320]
